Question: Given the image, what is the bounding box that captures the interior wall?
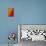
[0,0,46,44]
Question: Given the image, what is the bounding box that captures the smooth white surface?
[18,25,20,43]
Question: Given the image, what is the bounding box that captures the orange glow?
[8,8,14,17]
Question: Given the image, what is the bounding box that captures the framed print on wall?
[8,7,14,17]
